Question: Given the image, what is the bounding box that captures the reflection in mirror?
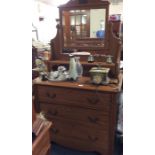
[62,8,106,48]
[90,9,106,38]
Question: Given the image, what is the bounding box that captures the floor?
[50,135,123,155]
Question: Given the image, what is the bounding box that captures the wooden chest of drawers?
[33,76,122,155]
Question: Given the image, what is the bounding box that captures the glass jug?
[69,55,78,81]
[75,56,83,77]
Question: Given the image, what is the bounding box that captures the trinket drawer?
[33,75,122,155]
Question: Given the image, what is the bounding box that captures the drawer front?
[40,103,109,128]
[50,119,109,150]
[37,85,111,110]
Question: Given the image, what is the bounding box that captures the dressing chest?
[33,0,123,155]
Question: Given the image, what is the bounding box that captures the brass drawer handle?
[88,116,99,124]
[46,93,56,99]
[87,98,99,105]
[88,135,98,142]
[47,110,58,116]
[51,128,59,134]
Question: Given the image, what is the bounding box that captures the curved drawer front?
[40,103,109,128]
[37,85,111,110]
[50,119,109,150]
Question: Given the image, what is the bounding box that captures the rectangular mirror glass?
[62,8,106,49]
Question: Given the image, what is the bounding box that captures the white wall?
[110,2,123,19]
[32,1,59,43]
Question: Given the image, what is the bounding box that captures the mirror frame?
[58,0,110,52]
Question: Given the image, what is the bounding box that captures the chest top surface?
[33,74,122,93]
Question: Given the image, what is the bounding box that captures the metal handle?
[51,128,59,134]
[47,110,58,116]
[46,93,56,99]
[88,116,99,124]
[88,135,98,142]
[87,98,99,105]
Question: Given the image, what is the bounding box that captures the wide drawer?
[40,103,109,128]
[50,118,109,150]
[37,85,112,110]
